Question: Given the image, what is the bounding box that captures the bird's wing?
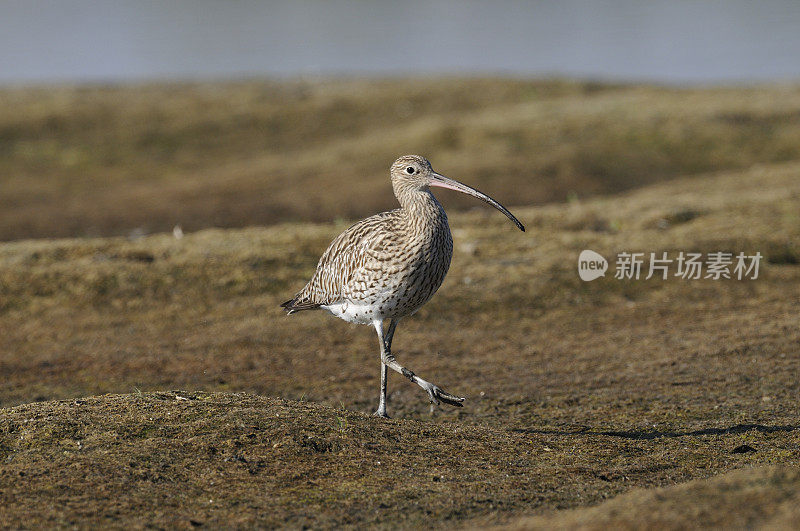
[284,211,398,310]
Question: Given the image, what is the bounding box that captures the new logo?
[578,250,608,281]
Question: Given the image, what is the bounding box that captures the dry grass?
[3,79,800,240]
[1,153,799,526]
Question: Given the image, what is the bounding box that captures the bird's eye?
[406,166,415,174]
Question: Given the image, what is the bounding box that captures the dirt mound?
[505,466,800,530]
[0,392,565,528]
[2,393,800,529]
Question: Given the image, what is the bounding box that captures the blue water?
[1,0,799,85]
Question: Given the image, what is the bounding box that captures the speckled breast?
[379,223,454,319]
[324,222,454,324]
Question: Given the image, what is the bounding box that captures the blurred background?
[1,0,800,242]
[2,0,800,84]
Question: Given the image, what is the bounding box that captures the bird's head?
[390,154,435,190]
[389,154,525,232]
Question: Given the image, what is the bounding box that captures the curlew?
[282,155,524,417]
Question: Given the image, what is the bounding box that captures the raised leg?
[372,319,465,413]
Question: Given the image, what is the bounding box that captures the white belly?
[322,301,383,324]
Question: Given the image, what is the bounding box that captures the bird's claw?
[426,384,465,408]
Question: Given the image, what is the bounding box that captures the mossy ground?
[1,80,800,528]
[2,391,799,529]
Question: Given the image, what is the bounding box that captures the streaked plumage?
[283,155,524,417]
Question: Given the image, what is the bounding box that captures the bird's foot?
[423,382,465,408]
[373,408,390,419]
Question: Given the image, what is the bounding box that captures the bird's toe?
[427,393,440,406]
[424,384,464,408]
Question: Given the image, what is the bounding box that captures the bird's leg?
[373,319,390,418]
[377,362,388,417]
[373,320,465,409]
[373,318,404,417]
[384,318,398,353]
[375,318,399,417]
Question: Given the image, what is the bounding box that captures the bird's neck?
[397,188,448,231]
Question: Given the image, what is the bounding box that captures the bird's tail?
[280,297,321,314]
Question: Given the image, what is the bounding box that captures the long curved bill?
[430,173,525,232]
